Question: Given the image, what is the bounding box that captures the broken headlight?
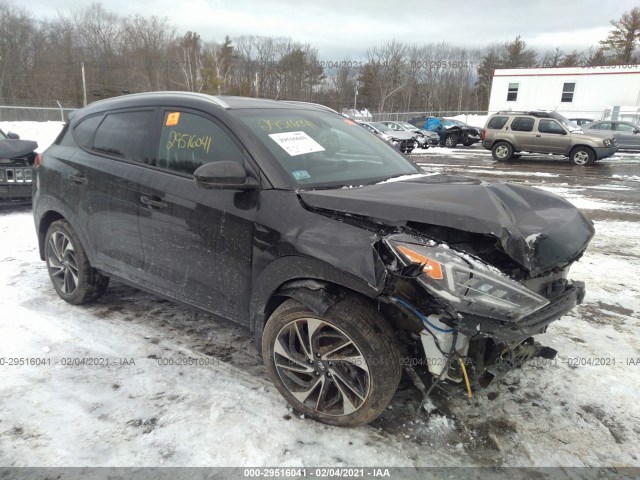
[387,239,549,322]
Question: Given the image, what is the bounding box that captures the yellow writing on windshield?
[259,119,319,132]
[166,131,212,154]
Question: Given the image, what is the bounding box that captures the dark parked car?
[408,116,481,147]
[581,120,640,150]
[0,128,38,204]
[358,121,417,153]
[34,92,593,426]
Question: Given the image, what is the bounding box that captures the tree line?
[1,1,639,112]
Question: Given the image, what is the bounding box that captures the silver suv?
[482,111,617,165]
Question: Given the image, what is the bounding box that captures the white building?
[488,66,640,122]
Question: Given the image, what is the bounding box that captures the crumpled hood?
[299,175,594,274]
[0,139,38,160]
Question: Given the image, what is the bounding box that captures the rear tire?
[569,146,595,166]
[262,295,401,426]
[492,142,513,161]
[45,219,109,304]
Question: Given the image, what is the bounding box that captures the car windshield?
[0,130,7,139]
[397,122,417,130]
[233,109,420,188]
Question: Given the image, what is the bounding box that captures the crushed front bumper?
[455,280,585,343]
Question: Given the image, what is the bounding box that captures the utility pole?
[354,82,358,110]
[81,62,87,107]
[255,72,259,98]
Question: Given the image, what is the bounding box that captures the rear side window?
[92,111,155,162]
[157,111,245,175]
[486,116,508,129]
[592,122,612,131]
[510,117,534,132]
[73,115,103,149]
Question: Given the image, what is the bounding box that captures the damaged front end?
[379,231,585,392]
[298,175,594,397]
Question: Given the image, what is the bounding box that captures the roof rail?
[495,110,555,118]
[280,100,339,114]
[89,91,231,109]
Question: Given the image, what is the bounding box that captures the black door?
[137,109,257,323]
[70,110,155,280]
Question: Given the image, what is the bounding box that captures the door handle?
[535,134,542,137]
[140,195,167,209]
[68,173,87,185]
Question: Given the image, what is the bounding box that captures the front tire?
[492,141,513,161]
[262,296,401,426]
[45,219,109,304]
[569,146,595,166]
[444,134,458,148]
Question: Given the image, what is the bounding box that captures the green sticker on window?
[291,169,311,180]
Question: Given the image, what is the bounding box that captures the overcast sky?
[22,0,638,59]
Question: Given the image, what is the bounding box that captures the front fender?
[249,255,386,348]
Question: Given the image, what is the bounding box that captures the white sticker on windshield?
[268,131,325,156]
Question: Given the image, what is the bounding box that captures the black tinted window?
[92,111,154,162]
[510,117,534,132]
[157,111,245,175]
[73,115,103,149]
[487,116,508,129]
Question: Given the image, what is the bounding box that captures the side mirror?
[7,132,20,139]
[194,161,258,190]
[634,129,639,134]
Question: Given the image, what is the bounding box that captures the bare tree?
[362,40,407,112]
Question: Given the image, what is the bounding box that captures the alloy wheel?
[273,318,370,417]
[573,150,590,165]
[46,231,79,295]
[495,145,510,159]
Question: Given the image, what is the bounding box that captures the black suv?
[34,92,594,426]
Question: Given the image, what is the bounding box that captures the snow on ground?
[1,122,640,468]
[449,114,488,129]
[0,121,64,153]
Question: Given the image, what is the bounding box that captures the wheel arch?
[492,139,515,150]
[37,210,66,260]
[250,255,385,354]
[568,144,596,157]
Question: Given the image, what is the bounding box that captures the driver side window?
[157,111,244,175]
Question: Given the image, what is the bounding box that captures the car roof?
[494,110,564,118]
[73,91,338,120]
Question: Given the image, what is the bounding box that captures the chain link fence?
[372,111,491,122]
[0,105,78,122]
